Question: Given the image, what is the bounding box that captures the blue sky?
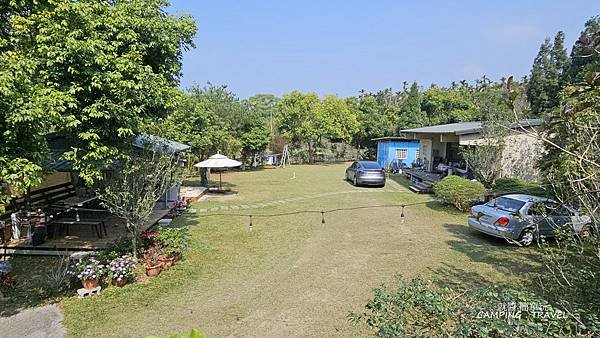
[168,1,599,98]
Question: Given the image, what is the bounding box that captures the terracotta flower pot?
[81,278,99,289]
[160,255,177,268]
[145,264,162,277]
[112,278,127,287]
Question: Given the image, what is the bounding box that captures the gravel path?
[0,304,65,338]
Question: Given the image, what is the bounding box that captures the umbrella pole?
[219,171,223,190]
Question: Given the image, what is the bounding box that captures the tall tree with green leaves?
[526,32,568,116]
[247,94,279,137]
[1,0,196,211]
[348,95,391,158]
[567,16,600,83]
[275,92,359,163]
[397,82,427,131]
[421,86,477,124]
[552,31,570,86]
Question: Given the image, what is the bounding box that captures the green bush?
[433,176,486,211]
[493,178,548,197]
[350,275,598,337]
[155,226,190,257]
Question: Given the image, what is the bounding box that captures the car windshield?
[487,197,526,213]
[360,162,380,169]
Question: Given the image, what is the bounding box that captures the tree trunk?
[241,153,247,170]
[127,221,138,261]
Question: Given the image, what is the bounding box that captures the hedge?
[433,175,486,211]
[492,178,548,197]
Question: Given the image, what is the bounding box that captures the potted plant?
[69,258,105,289]
[143,245,162,277]
[140,229,160,248]
[155,226,189,268]
[107,255,135,287]
[174,199,188,211]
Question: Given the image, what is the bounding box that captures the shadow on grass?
[1,255,76,317]
[341,178,386,189]
[387,174,412,190]
[425,201,465,216]
[429,223,544,291]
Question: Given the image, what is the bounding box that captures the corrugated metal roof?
[401,121,482,134]
[44,134,190,172]
[400,119,542,135]
[371,137,420,141]
[133,135,191,153]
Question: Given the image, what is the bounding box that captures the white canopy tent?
[193,154,242,191]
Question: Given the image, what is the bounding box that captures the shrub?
[155,226,190,257]
[350,275,598,337]
[433,175,486,211]
[99,236,142,263]
[493,178,548,197]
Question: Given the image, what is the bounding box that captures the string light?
[200,201,427,229]
[400,205,405,224]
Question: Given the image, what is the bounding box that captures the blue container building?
[374,137,420,170]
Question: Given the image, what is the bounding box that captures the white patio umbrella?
[193,154,242,190]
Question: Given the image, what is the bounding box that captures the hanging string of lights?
[197,201,431,230]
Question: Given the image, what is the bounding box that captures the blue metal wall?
[376,140,420,169]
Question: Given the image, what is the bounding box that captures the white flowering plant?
[68,258,105,281]
[107,255,135,282]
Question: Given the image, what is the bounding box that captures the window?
[415,149,420,159]
[487,197,526,213]
[396,148,408,160]
[361,161,381,169]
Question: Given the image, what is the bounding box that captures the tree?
[552,31,570,86]
[236,102,270,167]
[275,91,320,162]
[247,94,279,137]
[508,21,600,321]
[275,92,359,163]
[396,82,427,132]
[421,86,477,124]
[526,32,568,116]
[349,95,391,158]
[567,17,600,83]
[97,147,180,260]
[1,0,196,210]
[157,85,241,161]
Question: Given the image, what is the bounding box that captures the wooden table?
[51,219,107,239]
[55,196,99,220]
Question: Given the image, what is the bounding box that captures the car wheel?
[579,225,592,240]
[519,228,535,246]
[353,176,358,186]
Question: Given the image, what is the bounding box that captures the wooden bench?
[1,182,76,222]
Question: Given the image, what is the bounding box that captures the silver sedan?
[345,161,386,187]
[468,194,591,246]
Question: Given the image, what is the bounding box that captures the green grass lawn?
[55,163,541,337]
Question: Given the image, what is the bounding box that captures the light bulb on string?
[400,205,405,224]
